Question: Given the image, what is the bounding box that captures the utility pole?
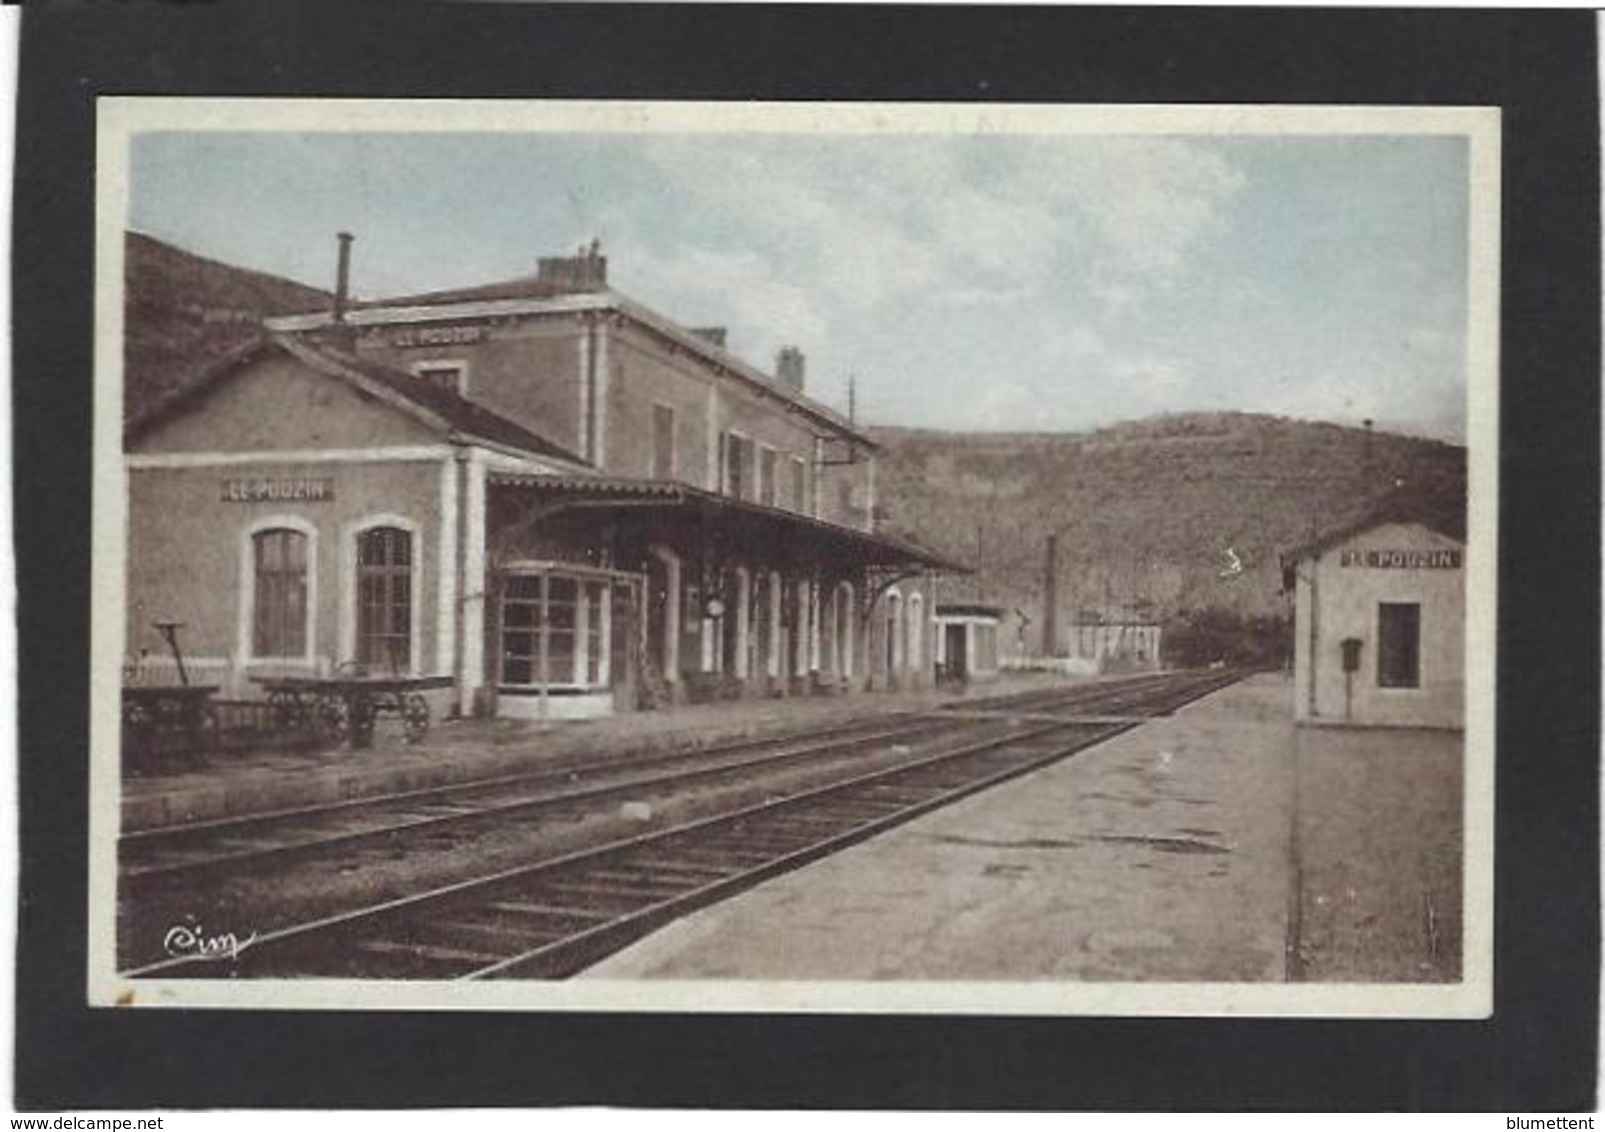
[974,521,984,601]
[1042,534,1059,658]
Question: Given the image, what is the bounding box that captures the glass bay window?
[500,569,624,690]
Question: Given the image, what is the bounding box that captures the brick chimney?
[537,238,608,290]
[775,346,805,390]
[332,231,354,323]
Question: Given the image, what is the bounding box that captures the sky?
[129,128,1472,441]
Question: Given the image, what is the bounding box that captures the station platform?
[582,674,1464,983]
[120,673,1075,833]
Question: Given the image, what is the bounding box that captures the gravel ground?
[1291,725,1463,982]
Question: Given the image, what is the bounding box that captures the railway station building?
[1281,494,1465,730]
[123,240,959,721]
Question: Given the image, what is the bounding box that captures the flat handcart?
[121,620,219,771]
[252,670,453,749]
[121,684,220,771]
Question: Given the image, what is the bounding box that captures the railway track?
[119,668,1204,886]
[119,714,964,884]
[123,667,1243,981]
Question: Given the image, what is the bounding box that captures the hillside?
[871,413,1466,633]
[124,231,331,422]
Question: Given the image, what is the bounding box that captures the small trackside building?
[1063,617,1163,674]
[1281,496,1466,730]
[932,603,1003,683]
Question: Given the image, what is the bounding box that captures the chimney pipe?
[333,232,354,323]
[776,345,806,390]
[537,239,607,290]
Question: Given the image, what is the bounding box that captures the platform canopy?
[486,471,970,574]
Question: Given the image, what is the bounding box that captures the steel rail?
[477,671,1247,979]
[120,670,1202,884]
[121,710,926,843]
[122,668,1243,980]
[121,711,1110,979]
[117,715,1012,887]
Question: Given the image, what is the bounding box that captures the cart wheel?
[268,690,300,730]
[122,699,152,732]
[402,694,431,743]
[315,697,351,746]
[122,701,156,770]
[184,703,221,766]
[349,694,376,748]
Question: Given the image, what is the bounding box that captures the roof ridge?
[286,336,590,467]
[126,332,589,467]
[271,287,872,446]
[124,333,279,444]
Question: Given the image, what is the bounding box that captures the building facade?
[1283,512,1465,730]
[1063,618,1163,673]
[123,242,957,721]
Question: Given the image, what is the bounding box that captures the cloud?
[631,135,1245,322]
[1402,325,1462,359]
[612,238,830,362]
[1012,138,1247,285]
[1247,364,1464,440]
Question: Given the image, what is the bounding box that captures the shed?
[933,603,1004,683]
[1281,494,1465,729]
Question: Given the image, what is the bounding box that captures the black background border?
[12,2,1601,1111]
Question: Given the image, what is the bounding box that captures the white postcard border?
[89,97,1501,1017]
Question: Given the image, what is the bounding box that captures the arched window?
[885,590,903,676]
[835,582,855,677]
[252,527,309,658]
[907,593,924,673]
[356,526,413,671]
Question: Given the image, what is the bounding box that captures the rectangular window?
[500,572,619,689]
[652,404,676,480]
[411,361,467,395]
[759,446,778,506]
[585,580,607,684]
[356,526,413,671]
[609,581,632,686]
[544,576,578,682]
[252,528,308,658]
[1377,602,1421,688]
[723,432,752,500]
[790,457,808,513]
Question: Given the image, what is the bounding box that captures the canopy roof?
[487,471,970,574]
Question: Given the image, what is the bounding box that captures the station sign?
[393,324,485,348]
[1338,548,1460,569]
[221,477,334,503]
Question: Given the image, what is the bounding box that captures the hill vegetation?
[124,231,330,422]
[871,413,1466,649]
